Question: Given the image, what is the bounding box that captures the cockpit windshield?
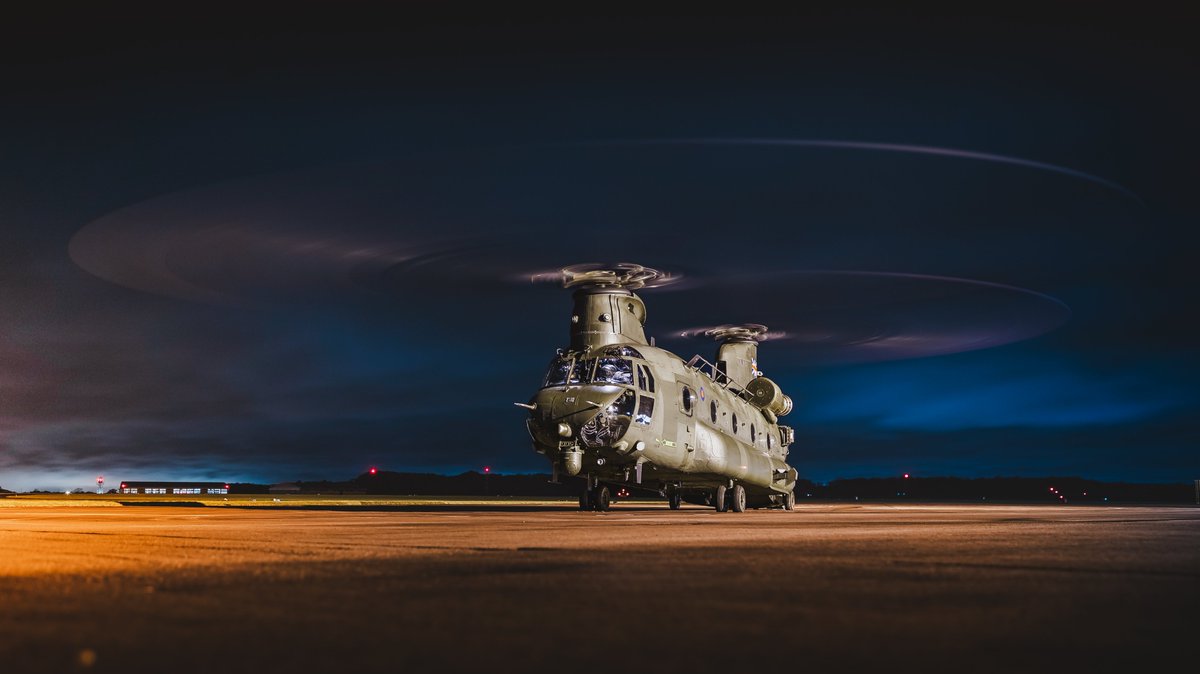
[543,358,573,387]
[593,357,633,385]
[543,357,596,387]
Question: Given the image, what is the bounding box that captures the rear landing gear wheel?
[668,493,682,510]
[579,489,592,511]
[784,491,796,511]
[730,484,747,513]
[714,484,727,512]
[593,486,611,512]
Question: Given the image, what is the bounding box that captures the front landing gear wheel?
[668,493,682,510]
[579,489,592,511]
[714,484,727,512]
[784,491,796,511]
[730,484,747,513]
[593,486,611,512]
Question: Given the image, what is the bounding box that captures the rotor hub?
[556,263,671,290]
[701,323,771,343]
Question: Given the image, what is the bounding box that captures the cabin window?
[731,413,738,434]
[635,396,655,425]
[710,401,718,424]
[593,357,633,385]
[681,386,694,415]
[750,424,756,443]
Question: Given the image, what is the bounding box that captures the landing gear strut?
[579,488,592,511]
[668,492,682,510]
[783,490,796,511]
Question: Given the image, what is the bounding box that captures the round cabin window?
[731,413,738,434]
[681,387,693,414]
[710,401,718,423]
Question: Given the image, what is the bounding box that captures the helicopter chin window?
[593,357,633,385]
[580,390,634,447]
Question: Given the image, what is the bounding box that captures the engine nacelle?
[744,377,793,417]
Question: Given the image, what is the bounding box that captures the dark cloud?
[1,7,1197,490]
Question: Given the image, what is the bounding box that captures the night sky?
[2,7,1196,491]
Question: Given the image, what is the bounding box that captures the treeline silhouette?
[228,471,1198,504]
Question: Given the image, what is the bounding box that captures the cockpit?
[542,345,645,388]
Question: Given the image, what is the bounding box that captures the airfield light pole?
[484,466,490,496]
[96,475,103,494]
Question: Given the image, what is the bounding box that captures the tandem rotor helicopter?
[518,263,798,513]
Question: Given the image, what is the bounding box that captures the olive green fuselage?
[525,286,797,506]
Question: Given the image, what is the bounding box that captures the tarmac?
[1,502,1197,673]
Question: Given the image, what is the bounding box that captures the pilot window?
[569,358,594,384]
[635,396,655,425]
[593,357,633,385]
[636,365,647,391]
[543,357,572,387]
[644,366,655,392]
[681,386,694,415]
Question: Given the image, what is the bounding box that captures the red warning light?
[224,484,230,490]
[369,467,377,475]
[484,466,491,474]
[903,473,910,479]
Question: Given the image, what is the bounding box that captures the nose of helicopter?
[529,385,628,445]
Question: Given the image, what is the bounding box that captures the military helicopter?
[519,263,798,512]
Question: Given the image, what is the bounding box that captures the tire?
[714,484,727,512]
[593,486,611,512]
[579,489,592,511]
[668,493,682,510]
[784,491,796,511]
[730,484,747,513]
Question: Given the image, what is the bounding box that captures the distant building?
[268,482,301,494]
[119,481,229,495]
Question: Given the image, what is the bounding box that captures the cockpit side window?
[635,395,655,425]
[593,357,633,385]
[644,366,655,393]
[636,365,648,391]
[611,389,636,416]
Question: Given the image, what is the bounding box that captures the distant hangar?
[119,481,229,495]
